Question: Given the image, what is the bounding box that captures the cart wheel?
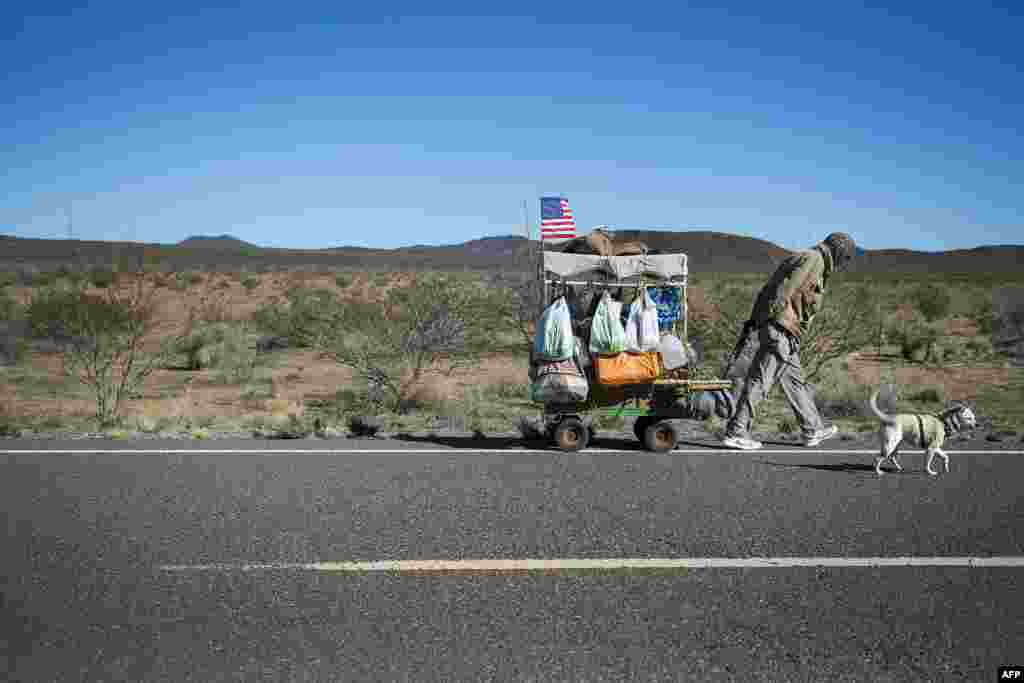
[644,420,679,453]
[633,416,654,443]
[553,418,589,452]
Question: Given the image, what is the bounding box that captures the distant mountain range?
[0,231,1021,275]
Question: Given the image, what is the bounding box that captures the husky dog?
[868,389,977,476]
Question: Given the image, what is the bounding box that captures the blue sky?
[2,1,1021,251]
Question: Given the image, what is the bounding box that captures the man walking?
[719,232,857,450]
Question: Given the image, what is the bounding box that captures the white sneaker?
[803,425,838,447]
[721,435,763,450]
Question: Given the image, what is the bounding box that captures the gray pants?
[724,323,824,439]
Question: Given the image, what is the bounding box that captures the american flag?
[540,196,576,242]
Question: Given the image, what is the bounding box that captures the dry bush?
[26,277,176,427]
[319,275,492,413]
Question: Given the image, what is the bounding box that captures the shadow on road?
[390,433,649,452]
[392,434,538,449]
[675,438,737,451]
[759,460,923,475]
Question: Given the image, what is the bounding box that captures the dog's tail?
[869,389,897,426]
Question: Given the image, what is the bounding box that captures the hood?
[815,242,835,279]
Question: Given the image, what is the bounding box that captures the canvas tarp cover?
[543,252,688,281]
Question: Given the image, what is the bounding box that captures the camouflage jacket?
[747,242,835,340]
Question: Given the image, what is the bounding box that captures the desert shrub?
[31,271,61,287]
[175,322,255,379]
[89,269,115,288]
[25,284,101,338]
[966,338,990,356]
[0,397,20,435]
[132,415,160,433]
[302,387,379,425]
[900,321,939,363]
[242,276,260,292]
[687,284,757,359]
[26,279,172,427]
[886,319,908,348]
[900,334,927,362]
[335,274,352,289]
[174,326,223,370]
[240,381,275,404]
[484,380,528,402]
[909,283,952,323]
[971,296,994,335]
[907,385,944,404]
[817,397,863,419]
[334,387,377,414]
[172,271,203,290]
[319,274,494,413]
[210,354,257,385]
[0,272,16,288]
[0,289,21,320]
[251,287,380,349]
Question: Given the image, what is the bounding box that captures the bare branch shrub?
[318,274,491,413]
[26,276,174,427]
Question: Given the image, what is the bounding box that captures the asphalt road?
[2,438,1023,681]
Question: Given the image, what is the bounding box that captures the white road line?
[157,557,1024,573]
[1,448,1023,455]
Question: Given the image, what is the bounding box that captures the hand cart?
[534,249,736,452]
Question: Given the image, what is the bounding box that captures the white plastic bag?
[533,296,575,361]
[624,289,660,352]
[589,292,627,356]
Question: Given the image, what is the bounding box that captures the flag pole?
[522,199,529,241]
[538,197,546,317]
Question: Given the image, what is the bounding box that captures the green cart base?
[537,379,736,452]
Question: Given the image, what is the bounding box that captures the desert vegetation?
[0,252,1021,440]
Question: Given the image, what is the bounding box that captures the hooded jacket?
[747,241,836,340]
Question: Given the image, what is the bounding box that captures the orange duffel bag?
[593,351,661,386]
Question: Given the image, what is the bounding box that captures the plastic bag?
[529,372,590,403]
[624,289,660,352]
[588,292,627,356]
[649,286,684,331]
[657,333,687,370]
[533,297,575,361]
